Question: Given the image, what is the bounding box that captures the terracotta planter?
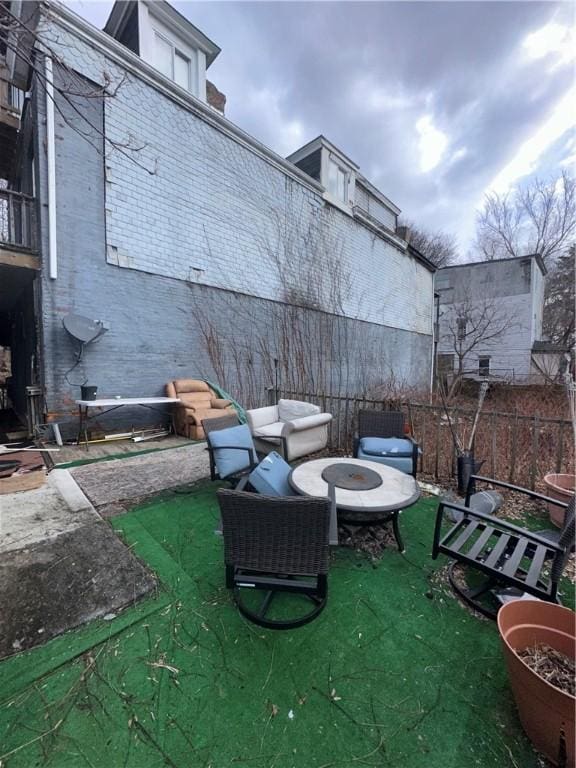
[543,474,575,528]
[498,600,575,767]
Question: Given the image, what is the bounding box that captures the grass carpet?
[0,483,558,767]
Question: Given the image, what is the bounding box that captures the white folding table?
[75,397,181,448]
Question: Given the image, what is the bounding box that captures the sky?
[65,0,575,256]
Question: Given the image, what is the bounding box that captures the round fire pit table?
[289,457,420,551]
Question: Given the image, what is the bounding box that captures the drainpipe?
[430,284,437,402]
[45,55,57,279]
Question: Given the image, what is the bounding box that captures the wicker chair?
[432,475,576,619]
[353,410,419,478]
[217,489,331,629]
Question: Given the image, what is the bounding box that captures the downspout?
[45,55,57,279]
[430,281,436,402]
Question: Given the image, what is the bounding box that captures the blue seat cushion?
[359,437,414,458]
[249,451,295,497]
[209,424,257,479]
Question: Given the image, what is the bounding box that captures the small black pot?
[81,385,98,401]
[457,452,484,496]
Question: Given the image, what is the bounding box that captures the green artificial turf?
[0,483,566,768]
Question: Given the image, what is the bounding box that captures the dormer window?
[154,31,195,93]
[327,159,348,204]
[104,1,221,105]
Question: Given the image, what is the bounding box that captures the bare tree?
[0,2,152,172]
[543,244,575,349]
[438,291,514,398]
[475,172,576,266]
[399,221,457,268]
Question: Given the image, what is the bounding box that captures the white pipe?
[430,280,436,402]
[45,55,57,280]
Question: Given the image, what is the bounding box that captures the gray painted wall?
[34,67,431,432]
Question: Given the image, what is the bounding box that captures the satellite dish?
[62,314,107,344]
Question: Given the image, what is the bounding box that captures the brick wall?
[33,14,434,428]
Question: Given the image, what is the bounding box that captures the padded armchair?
[246,399,332,461]
[203,418,258,490]
[353,409,418,478]
[217,489,331,629]
[166,379,235,440]
[432,475,576,619]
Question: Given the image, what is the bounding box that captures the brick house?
[0,0,435,434]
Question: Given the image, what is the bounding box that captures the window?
[457,317,467,340]
[327,159,348,203]
[478,357,490,377]
[154,32,195,94]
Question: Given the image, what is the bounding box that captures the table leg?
[392,510,404,553]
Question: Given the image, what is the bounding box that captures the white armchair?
[246,399,332,461]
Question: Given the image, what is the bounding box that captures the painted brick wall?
[436,259,542,379]
[32,13,434,430]
[40,14,433,337]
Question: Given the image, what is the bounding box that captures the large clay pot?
[543,474,575,528]
[498,600,575,767]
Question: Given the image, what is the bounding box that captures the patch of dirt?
[337,523,396,560]
[517,644,575,697]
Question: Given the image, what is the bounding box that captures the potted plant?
[439,380,489,495]
[498,600,575,767]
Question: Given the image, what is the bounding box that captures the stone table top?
[290,457,420,512]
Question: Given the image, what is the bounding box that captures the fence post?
[434,409,441,481]
[555,421,564,473]
[509,411,518,484]
[490,412,497,478]
[530,415,539,490]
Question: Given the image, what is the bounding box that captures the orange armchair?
[166,379,234,440]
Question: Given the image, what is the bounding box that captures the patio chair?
[432,475,576,619]
[246,399,332,461]
[203,417,257,490]
[217,489,331,629]
[353,410,419,478]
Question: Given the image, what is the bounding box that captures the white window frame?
[327,158,349,204]
[153,28,198,96]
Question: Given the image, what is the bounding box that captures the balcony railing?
[0,189,36,251]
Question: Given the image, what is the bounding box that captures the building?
[0,0,435,436]
[435,254,557,386]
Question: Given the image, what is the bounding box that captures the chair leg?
[392,511,404,553]
[225,565,235,589]
[447,562,500,619]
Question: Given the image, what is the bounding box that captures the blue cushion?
[249,451,295,497]
[209,424,257,479]
[356,448,414,475]
[360,437,413,458]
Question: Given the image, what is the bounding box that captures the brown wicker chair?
[217,489,331,629]
[432,476,576,619]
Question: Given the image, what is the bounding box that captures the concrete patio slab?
[0,521,156,657]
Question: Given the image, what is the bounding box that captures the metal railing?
[267,387,574,489]
[0,188,36,251]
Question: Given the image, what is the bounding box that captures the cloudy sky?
[66,0,575,255]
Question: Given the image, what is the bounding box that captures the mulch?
[517,644,575,696]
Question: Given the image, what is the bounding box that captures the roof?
[104,1,221,66]
[439,253,547,276]
[532,341,569,353]
[408,244,437,273]
[287,135,401,216]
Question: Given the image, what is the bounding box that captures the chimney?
[396,225,412,243]
[206,80,226,115]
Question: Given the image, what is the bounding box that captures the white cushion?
[253,422,284,439]
[278,399,319,422]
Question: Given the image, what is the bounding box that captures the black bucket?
[80,385,98,401]
[457,453,484,496]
